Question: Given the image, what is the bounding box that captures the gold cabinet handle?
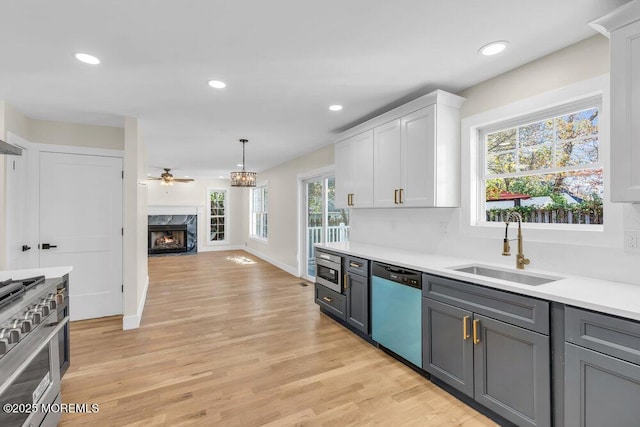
[323,296,333,303]
[349,262,361,268]
[344,274,349,290]
[463,316,470,340]
[473,319,480,344]
[394,189,399,204]
[399,188,404,204]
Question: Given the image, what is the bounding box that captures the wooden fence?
[486,207,603,225]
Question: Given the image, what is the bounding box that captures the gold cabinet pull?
[394,189,399,204]
[344,274,349,290]
[473,319,480,344]
[463,316,470,340]
[399,188,404,204]
[323,296,333,303]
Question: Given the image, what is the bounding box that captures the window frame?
[207,188,229,245]
[459,75,622,249]
[250,183,269,242]
[477,96,603,228]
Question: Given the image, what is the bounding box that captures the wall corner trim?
[243,247,299,277]
[122,274,149,330]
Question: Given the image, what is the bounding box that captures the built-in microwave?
[315,249,343,293]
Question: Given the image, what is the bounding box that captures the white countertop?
[0,266,73,281]
[318,242,640,322]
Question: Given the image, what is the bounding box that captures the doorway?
[303,175,349,280]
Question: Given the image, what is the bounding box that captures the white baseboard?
[198,244,244,252]
[123,274,149,330]
[243,247,299,277]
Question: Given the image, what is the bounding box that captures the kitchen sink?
[451,264,562,286]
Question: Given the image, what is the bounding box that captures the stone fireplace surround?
[147,206,200,256]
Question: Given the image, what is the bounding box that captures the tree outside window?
[481,103,603,225]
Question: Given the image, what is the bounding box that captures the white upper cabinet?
[334,90,464,208]
[373,119,402,207]
[591,1,640,202]
[334,130,374,208]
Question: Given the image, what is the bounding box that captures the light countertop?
[0,266,73,281]
[318,242,640,322]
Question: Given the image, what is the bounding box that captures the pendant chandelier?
[230,139,257,187]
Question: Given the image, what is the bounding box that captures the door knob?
[21,245,31,252]
[39,243,58,250]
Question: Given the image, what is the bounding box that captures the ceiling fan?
[148,168,194,186]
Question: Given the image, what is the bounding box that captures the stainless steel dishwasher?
[371,262,422,367]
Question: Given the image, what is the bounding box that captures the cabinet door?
[345,273,368,334]
[401,105,436,207]
[610,19,640,202]
[335,130,374,208]
[422,298,474,397]
[473,314,550,427]
[565,343,640,427]
[373,119,402,207]
[334,139,353,209]
[351,130,374,208]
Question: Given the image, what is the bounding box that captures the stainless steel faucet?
[502,212,530,270]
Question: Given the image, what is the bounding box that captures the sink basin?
[451,264,562,286]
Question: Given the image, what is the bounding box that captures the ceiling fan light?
[230,139,257,187]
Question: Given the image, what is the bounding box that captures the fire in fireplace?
[148,224,188,254]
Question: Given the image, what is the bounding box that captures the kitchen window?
[208,189,228,244]
[251,184,268,240]
[478,97,602,227]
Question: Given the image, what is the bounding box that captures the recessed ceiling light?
[75,53,100,65]
[329,105,343,111]
[236,163,244,168]
[478,41,508,56]
[218,175,225,179]
[208,80,226,89]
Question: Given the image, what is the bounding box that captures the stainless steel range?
[0,276,69,427]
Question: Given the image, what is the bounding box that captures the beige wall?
[28,118,124,150]
[245,145,334,273]
[459,35,610,117]
[147,178,245,250]
[0,102,125,270]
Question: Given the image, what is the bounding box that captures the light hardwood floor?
[60,250,498,426]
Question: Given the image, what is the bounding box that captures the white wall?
[349,35,640,285]
[245,145,334,274]
[123,118,149,330]
[243,34,639,286]
[147,178,244,251]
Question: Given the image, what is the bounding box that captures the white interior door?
[5,135,38,269]
[39,152,123,320]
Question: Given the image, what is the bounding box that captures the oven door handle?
[0,316,69,397]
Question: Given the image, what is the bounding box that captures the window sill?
[249,235,268,244]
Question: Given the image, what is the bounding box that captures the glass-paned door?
[304,176,349,278]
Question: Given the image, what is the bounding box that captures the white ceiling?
[0,0,629,178]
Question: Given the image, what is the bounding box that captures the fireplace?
[148,225,188,254]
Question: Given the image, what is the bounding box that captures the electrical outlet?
[624,230,639,251]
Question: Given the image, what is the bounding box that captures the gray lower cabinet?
[564,343,640,427]
[345,256,369,334]
[564,306,640,427]
[423,298,474,396]
[473,314,550,427]
[315,283,346,321]
[423,274,550,427]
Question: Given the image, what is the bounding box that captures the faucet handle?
[502,239,511,256]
